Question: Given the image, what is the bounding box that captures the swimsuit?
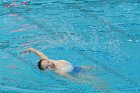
[69,66,83,75]
[53,60,83,75]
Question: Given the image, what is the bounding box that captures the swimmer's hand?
[22,48,31,54]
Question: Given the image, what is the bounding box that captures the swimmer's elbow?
[39,52,48,59]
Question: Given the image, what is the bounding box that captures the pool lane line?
[8,32,77,47]
[9,32,77,40]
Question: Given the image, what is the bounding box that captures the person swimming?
[23,48,110,91]
[23,48,95,79]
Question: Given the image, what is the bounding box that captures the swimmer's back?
[51,60,73,73]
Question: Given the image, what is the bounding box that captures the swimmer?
[23,47,96,80]
[23,48,110,91]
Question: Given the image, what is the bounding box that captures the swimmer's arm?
[23,48,48,59]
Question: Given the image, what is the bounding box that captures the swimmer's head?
[38,59,55,70]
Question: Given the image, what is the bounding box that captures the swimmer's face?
[40,59,55,70]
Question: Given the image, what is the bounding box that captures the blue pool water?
[0,0,140,93]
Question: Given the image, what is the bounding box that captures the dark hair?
[38,59,45,70]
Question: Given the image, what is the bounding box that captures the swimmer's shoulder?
[51,60,73,70]
[58,60,70,63]
[51,59,70,65]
